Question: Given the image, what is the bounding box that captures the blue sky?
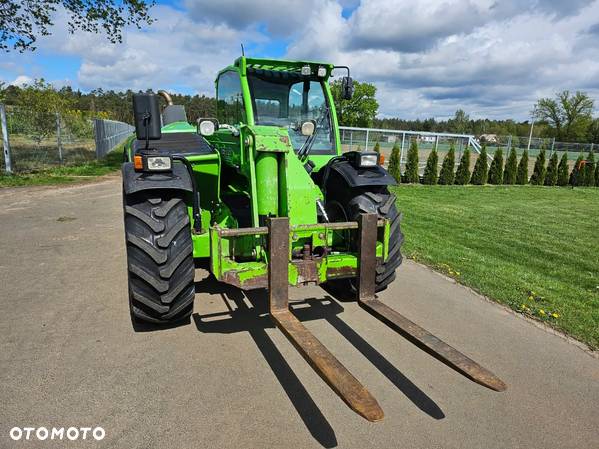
[2,0,599,120]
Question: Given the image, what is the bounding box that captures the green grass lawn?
[0,150,122,187]
[391,185,599,349]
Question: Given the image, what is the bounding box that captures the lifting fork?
[266,214,505,422]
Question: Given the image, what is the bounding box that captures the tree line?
[0,80,215,125]
[2,79,598,146]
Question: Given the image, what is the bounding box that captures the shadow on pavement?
[191,275,445,447]
[192,276,338,448]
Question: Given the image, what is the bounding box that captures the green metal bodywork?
[126,57,390,289]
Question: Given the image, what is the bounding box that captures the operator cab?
[246,68,336,155]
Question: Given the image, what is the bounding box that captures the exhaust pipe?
[157,90,173,106]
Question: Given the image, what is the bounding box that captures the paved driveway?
[1,178,598,448]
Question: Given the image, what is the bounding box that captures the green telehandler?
[121,56,505,422]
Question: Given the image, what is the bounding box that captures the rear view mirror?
[133,93,162,142]
[341,76,354,100]
[300,120,316,136]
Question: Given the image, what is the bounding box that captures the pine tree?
[516,150,529,185]
[422,149,438,185]
[388,142,401,183]
[503,147,517,185]
[583,150,595,186]
[569,154,584,186]
[454,148,471,185]
[470,145,488,185]
[438,143,456,185]
[544,152,558,186]
[403,139,419,183]
[488,149,504,185]
[557,152,569,186]
[529,148,547,185]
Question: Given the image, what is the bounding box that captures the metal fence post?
[399,132,405,165]
[365,129,369,151]
[349,131,353,151]
[56,112,63,164]
[1,104,13,174]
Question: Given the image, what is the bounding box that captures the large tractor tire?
[324,185,403,296]
[123,191,195,324]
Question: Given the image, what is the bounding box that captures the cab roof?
[217,56,335,80]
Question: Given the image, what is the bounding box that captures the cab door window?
[217,71,245,124]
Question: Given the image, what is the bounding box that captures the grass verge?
[391,185,599,349]
[0,151,122,188]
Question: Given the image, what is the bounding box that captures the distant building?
[479,134,498,144]
[419,135,436,143]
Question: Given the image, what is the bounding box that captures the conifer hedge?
[516,150,529,185]
[583,150,595,186]
[529,148,547,185]
[454,148,471,185]
[438,144,455,185]
[373,140,381,155]
[388,142,401,183]
[569,154,584,186]
[503,147,517,185]
[403,139,419,183]
[470,145,488,185]
[544,152,558,186]
[488,149,504,185]
[557,153,569,186]
[422,149,438,185]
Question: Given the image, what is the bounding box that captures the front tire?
[324,185,403,295]
[123,192,195,324]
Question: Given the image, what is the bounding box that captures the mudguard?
[121,162,193,195]
[327,159,397,188]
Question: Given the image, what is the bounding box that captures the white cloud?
[183,0,321,36]
[31,5,264,95]
[348,0,497,52]
[3,0,599,120]
[285,0,599,119]
[10,75,33,87]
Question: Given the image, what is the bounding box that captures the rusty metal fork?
[356,213,506,392]
[267,217,384,422]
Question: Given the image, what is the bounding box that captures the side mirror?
[133,93,161,141]
[300,120,316,136]
[341,76,354,100]
[197,118,219,137]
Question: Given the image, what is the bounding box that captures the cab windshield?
[247,71,335,155]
